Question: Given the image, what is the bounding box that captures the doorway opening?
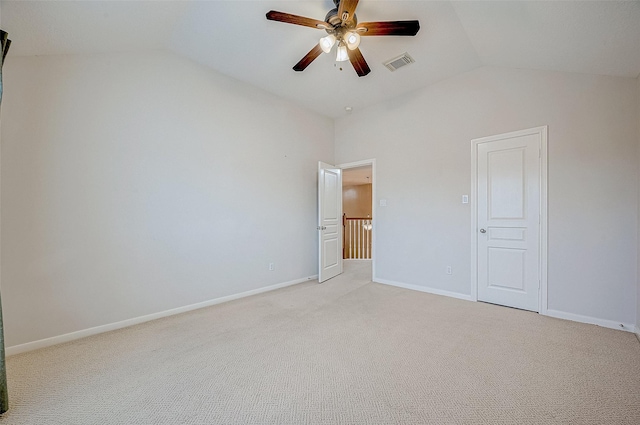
[342,166,372,259]
[338,159,376,280]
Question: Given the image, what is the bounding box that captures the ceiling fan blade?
[347,47,371,77]
[357,20,420,36]
[293,44,323,72]
[266,10,329,30]
[337,0,360,24]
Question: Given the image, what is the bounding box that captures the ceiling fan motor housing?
[324,8,357,34]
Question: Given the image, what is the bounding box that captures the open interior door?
[318,162,343,283]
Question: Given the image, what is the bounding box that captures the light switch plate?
[379,199,387,207]
[462,195,469,204]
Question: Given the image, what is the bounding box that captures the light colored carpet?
[2,261,640,424]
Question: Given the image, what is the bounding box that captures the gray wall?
[3,56,639,350]
[1,51,334,347]
[335,66,638,327]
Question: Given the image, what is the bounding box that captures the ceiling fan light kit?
[266,0,420,77]
[336,43,349,62]
[320,34,337,53]
[345,32,361,50]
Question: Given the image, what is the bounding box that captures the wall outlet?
[446,266,452,275]
[269,262,275,271]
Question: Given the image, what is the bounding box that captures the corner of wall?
[331,116,338,166]
[637,75,640,332]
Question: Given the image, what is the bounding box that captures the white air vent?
[384,53,415,72]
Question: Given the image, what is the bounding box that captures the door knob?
[479,228,486,233]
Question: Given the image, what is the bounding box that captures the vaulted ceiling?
[3,1,640,118]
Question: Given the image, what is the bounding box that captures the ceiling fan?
[266,0,420,77]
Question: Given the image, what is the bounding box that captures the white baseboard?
[374,277,472,301]
[545,309,635,333]
[373,278,635,334]
[7,275,317,356]
[635,326,640,341]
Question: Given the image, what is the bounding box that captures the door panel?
[488,247,525,291]
[323,172,338,219]
[323,239,339,268]
[477,132,540,312]
[318,162,342,283]
[488,148,526,219]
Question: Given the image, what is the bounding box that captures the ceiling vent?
[384,53,415,72]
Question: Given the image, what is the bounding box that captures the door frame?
[337,158,376,281]
[470,126,548,315]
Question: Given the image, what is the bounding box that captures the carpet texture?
[2,261,640,424]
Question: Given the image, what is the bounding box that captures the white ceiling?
[3,1,640,118]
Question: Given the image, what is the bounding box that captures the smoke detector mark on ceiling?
[384,53,415,72]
